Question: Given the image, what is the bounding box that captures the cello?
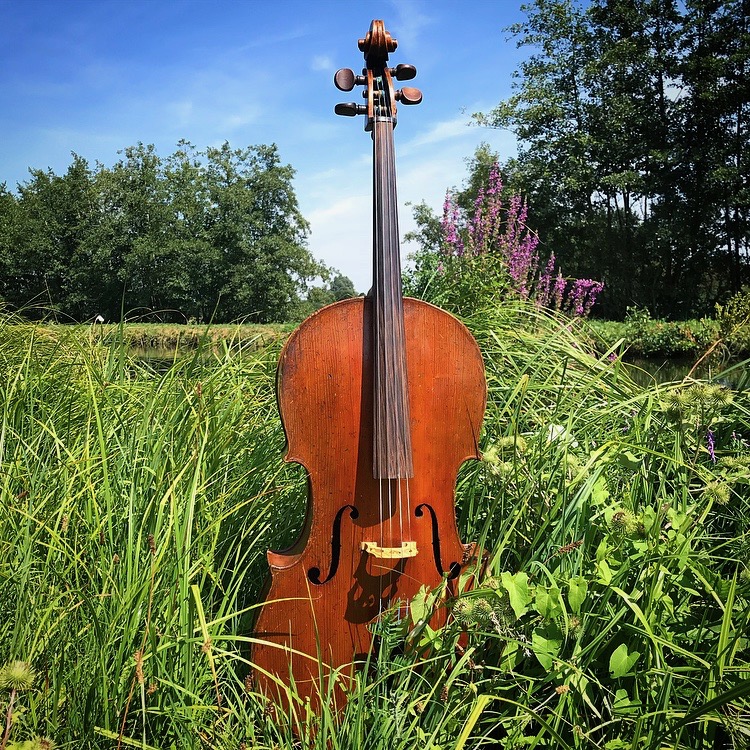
[251,19,486,706]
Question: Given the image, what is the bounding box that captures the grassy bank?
[586,303,750,360]
[1,305,749,749]
[32,321,294,353]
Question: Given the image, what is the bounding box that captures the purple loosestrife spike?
[707,428,716,463]
[469,187,487,254]
[567,280,586,317]
[583,281,604,316]
[536,254,556,308]
[437,158,602,315]
[553,272,567,310]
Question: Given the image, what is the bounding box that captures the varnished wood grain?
[251,296,486,706]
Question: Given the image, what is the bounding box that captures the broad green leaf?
[609,643,641,678]
[568,576,587,614]
[410,585,429,625]
[642,505,658,533]
[613,688,640,714]
[590,475,610,504]
[501,571,531,620]
[596,559,612,585]
[617,450,642,470]
[532,623,562,670]
[535,584,563,619]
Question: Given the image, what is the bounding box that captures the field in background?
[1,305,749,749]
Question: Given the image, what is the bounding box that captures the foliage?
[405,159,602,319]
[292,273,358,321]
[587,308,720,357]
[475,0,750,318]
[716,287,750,356]
[1,305,749,748]
[0,142,321,323]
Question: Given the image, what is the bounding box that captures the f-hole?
[415,503,461,580]
[308,504,360,585]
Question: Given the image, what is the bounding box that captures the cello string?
[383,99,407,621]
[374,106,384,619]
[386,118,406,556]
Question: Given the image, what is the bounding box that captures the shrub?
[405,162,603,318]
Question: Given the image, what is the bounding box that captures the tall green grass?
[0,304,748,749]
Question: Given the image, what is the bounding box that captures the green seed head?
[702,480,731,506]
[686,383,709,405]
[662,391,690,421]
[496,435,527,454]
[610,509,637,535]
[451,598,473,628]
[482,445,500,466]
[484,576,502,591]
[719,456,740,469]
[0,660,36,691]
[472,598,494,628]
[491,595,514,626]
[706,384,733,409]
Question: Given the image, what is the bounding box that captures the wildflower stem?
[0,688,16,750]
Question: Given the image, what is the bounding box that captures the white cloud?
[389,0,435,51]
[311,55,333,73]
[403,114,476,150]
[301,119,516,293]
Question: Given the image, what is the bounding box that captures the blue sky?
[0,0,526,292]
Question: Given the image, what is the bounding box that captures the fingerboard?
[372,118,413,479]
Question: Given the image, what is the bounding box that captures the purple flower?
[553,272,567,310]
[441,191,463,256]
[707,428,716,463]
[436,159,602,316]
[535,253,556,307]
[565,279,604,317]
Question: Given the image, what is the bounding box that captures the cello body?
[251,20,486,706]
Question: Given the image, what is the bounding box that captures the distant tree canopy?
[475,0,749,319]
[0,141,332,323]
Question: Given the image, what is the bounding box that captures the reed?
[0,303,748,749]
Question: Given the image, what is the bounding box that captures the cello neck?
[372,117,413,479]
[333,19,423,480]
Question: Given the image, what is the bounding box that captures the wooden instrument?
[251,19,486,706]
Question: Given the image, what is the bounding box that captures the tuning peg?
[334,68,366,92]
[335,102,367,117]
[396,87,422,105]
[390,64,416,81]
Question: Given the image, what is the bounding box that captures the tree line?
[474,0,749,319]
[0,141,352,323]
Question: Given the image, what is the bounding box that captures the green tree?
[0,185,20,307]
[476,0,749,318]
[203,142,317,322]
[6,155,101,319]
[0,142,320,322]
[330,274,356,301]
